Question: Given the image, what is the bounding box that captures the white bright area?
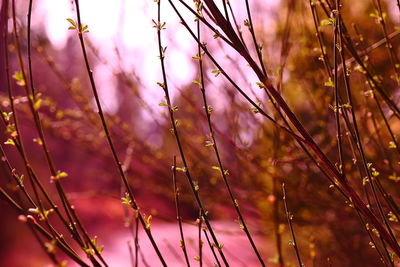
[36,0,197,116]
[35,0,280,112]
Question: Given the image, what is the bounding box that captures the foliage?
[1,0,400,266]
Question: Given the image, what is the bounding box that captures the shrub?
[1,0,400,266]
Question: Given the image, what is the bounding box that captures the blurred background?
[1,0,400,266]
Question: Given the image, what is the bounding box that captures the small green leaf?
[91,236,104,254]
[372,170,380,177]
[17,174,24,184]
[320,18,335,26]
[4,138,15,146]
[211,166,221,171]
[29,207,40,214]
[369,12,378,18]
[256,82,266,89]
[152,19,166,30]
[205,140,214,147]
[29,207,54,220]
[80,24,89,33]
[33,98,42,111]
[389,173,400,182]
[250,102,262,114]
[213,31,221,39]
[57,171,68,179]
[67,18,77,30]
[388,211,398,222]
[369,241,376,249]
[121,192,132,206]
[85,248,95,255]
[362,176,369,186]
[156,82,165,88]
[6,124,16,136]
[33,138,43,146]
[389,141,397,149]
[324,77,334,87]
[372,228,380,237]
[192,77,202,88]
[193,181,199,191]
[2,112,12,122]
[51,170,68,182]
[211,70,221,77]
[97,246,104,253]
[250,107,259,114]
[175,167,187,172]
[340,103,352,109]
[192,54,201,60]
[145,215,152,229]
[206,105,213,114]
[12,71,25,86]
